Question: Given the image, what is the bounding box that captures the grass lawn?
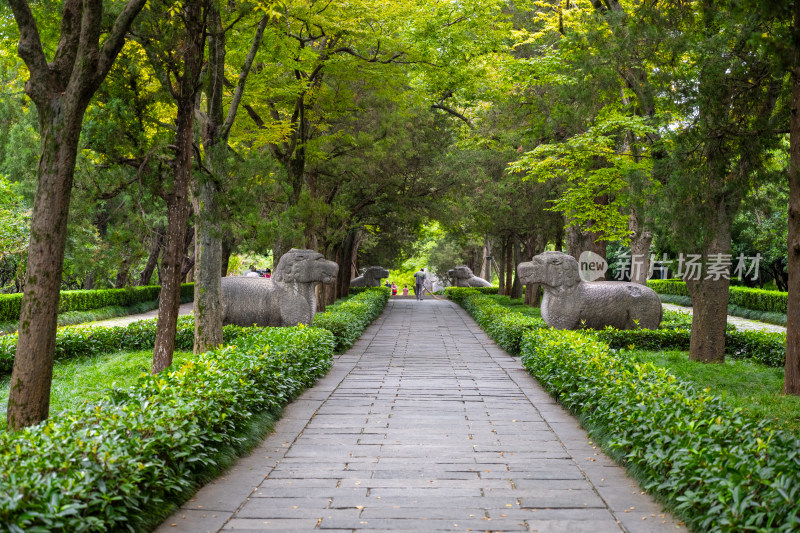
[0,348,193,431]
[634,349,800,434]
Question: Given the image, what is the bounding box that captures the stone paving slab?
[155,299,688,533]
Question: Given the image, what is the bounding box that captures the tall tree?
[5,0,147,429]
[135,0,209,373]
[192,9,268,353]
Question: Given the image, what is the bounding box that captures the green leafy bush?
[520,328,800,532]
[0,287,389,375]
[596,327,785,367]
[0,326,335,532]
[447,288,545,355]
[0,284,194,322]
[313,287,390,351]
[648,280,787,314]
[449,288,786,368]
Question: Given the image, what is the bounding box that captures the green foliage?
[312,287,390,352]
[520,329,800,532]
[0,326,334,532]
[0,284,194,322]
[447,288,545,355]
[648,280,788,314]
[635,350,800,434]
[596,326,785,368]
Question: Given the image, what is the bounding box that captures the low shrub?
[447,288,545,355]
[1,287,389,375]
[0,284,194,322]
[520,329,800,532]
[648,280,787,314]
[0,326,335,532]
[313,287,390,352]
[597,326,785,368]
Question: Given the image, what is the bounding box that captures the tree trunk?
[505,237,514,296]
[686,211,732,364]
[139,226,164,286]
[5,0,147,430]
[628,209,653,285]
[115,256,132,288]
[335,229,359,300]
[7,110,82,429]
[522,234,542,306]
[786,4,800,395]
[498,238,506,295]
[511,238,523,299]
[481,236,491,282]
[152,0,206,373]
[221,236,234,277]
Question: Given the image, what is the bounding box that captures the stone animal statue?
[222,248,338,327]
[516,251,662,330]
[350,266,390,287]
[447,265,492,288]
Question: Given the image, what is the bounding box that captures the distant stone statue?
[222,248,338,327]
[447,265,492,288]
[517,251,662,330]
[350,266,390,287]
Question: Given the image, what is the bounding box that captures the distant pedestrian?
[245,264,259,277]
[413,268,427,300]
[391,282,398,296]
[264,268,272,279]
[402,284,409,296]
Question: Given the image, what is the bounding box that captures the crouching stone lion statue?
[517,251,662,330]
[222,248,338,327]
[350,266,390,287]
[447,265,492,288]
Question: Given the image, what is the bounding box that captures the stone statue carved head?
[517,251,581,289]
[272,248,339,285]
[447,266,474,280]
[363,266,390,281]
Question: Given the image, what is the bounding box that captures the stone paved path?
[662,303,786,333]
[156,300,687,533]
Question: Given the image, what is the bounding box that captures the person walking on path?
[413,268,427,300]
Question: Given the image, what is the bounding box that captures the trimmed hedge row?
[0,325,335,532]
[596,327,786,368]
[449,289,786,367]
[313,287,390,352]
[647,280,787,314]
[447,287,546,355]
[521,328,800,532]
[0,286,391,531]
[0,284,195,322]
[0,287,391,375]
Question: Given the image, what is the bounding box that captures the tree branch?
[221,15,269,139]
[431,103,474,129]
[95,0,149,86]
[7,0,50,105]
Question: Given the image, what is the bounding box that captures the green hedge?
[521,328,800,532]
[313,287,390,352]
[596,328,786,368]
[449,289,786,368]
[0,284,195,322]
[0,287,390,376]
[0,286,391,531]
[647,280,787,314]
[447,288,546,355]
[0,325,335,532]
